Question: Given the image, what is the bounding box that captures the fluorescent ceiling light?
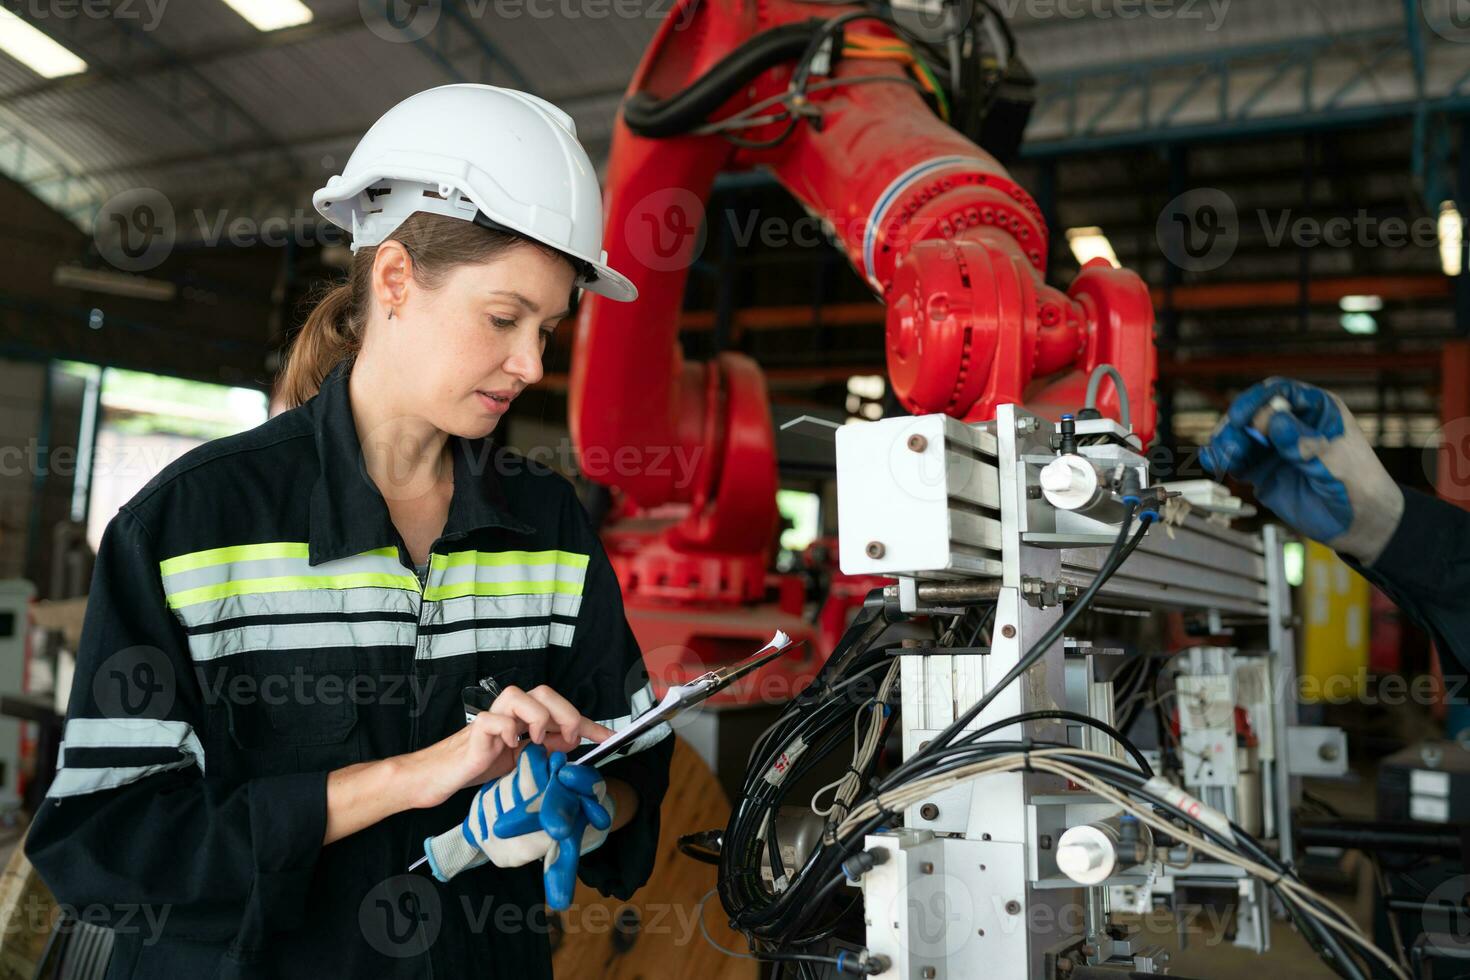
[0,8,86,78]
[1339,312,1377,336]
[1065,227,1119,268]
[1440,201,1463,277]
[218,0,314,31]
[1338,295,1382,313]
[54,264,178,302]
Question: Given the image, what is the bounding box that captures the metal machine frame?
[835,405,1342,978]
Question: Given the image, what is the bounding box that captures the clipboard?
[576,629,796,768]
[408,629,797,873]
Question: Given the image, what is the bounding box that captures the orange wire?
[842,48,913,62]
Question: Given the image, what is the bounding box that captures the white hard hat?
[312,84,636,302]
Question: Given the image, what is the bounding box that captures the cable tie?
[873,792,898,824]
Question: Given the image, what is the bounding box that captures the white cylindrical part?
[1038,455,1106,512]
[1055,822,1121,885]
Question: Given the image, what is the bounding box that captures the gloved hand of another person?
[1199,377,1404,564]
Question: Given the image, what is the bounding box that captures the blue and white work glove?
[422,743,614,908]
[1199,377,1404,564]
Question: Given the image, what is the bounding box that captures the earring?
[387,307,396,320]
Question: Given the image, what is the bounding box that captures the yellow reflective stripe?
[159,543,398,577]
[166,572,421,609]
[433,549,589,570]
[424,580,585,602]
[160,542,308,576]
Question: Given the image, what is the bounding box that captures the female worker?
[26,84,673,978]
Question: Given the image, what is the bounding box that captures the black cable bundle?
[622,0,1013,147]
[719,510,1153,956]
[717,500,1397,979]
[718,597,903,948]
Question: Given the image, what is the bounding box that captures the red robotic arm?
[572,0,1156,613]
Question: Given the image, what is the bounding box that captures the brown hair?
[276,211,579,409]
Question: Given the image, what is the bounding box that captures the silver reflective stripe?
[419,624,572,660]
[431,560,588,589]
[586,682,671,758]
[422,593,582,629]
[172,587,419,631]
[49,760,198,797]
[597,681,658,728]
[187,619,421,662]
[49,718,205,799]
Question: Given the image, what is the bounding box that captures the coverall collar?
[307,359,535,567]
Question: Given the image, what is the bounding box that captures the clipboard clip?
[573,629,798,768]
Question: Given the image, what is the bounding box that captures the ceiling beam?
[1159,350,1439,378]
[5,5,300,195]
[658,274,1456,338]
[0,13,365,107]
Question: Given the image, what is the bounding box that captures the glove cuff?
[1333,480,1405,566]
[424,827,488,883]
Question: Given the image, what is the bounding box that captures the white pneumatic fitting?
[1055,823,1120,885]
[1038,455,1106,512]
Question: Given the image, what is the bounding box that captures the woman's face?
[375,243,578,439]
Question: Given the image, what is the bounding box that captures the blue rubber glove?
[422,743,612,905]
[494,753,613,909]
[1199,377,1404,564]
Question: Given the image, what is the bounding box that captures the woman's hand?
[402,684,612,811]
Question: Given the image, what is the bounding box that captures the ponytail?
[277,281,363,409]
[277,210,581,409]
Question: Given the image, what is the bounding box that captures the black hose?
[623,21,823,138]
[1298,820,1466,858]
[959,709,1154,777]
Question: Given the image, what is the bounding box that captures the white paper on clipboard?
[575,687,691,768]
[576,629,792,768]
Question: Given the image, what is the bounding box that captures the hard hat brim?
[313,171,638,303]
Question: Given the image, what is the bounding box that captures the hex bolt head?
[907,434,928,452]
[1005,900,1021,916]
[1001,624,1017,639]
[1038,834,1052,850]
[921,969,937,979]
[920,862,934,874]
[920,803,940,820]
[866,541,886,559]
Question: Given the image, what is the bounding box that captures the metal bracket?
[1285,726,1349,777]
[1021,577,1080,608]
